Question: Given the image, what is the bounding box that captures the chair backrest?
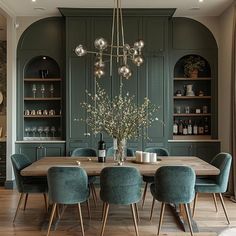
[210,152,232,192]
[11,154,32,192]
[71,148,97,157]
[100,166,142,205]
[144,147,169,156]
[106,147,135,157]
[154,166,196,204]
[47,166,89,204]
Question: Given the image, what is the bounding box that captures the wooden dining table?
[20,155,220,233]
[21,155,220,177]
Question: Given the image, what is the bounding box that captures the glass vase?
[113,138,126,165]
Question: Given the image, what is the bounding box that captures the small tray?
[132,160,161,165]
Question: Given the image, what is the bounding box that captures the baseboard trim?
[5,180,16,189]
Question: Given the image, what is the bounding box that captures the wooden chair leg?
[86,199,91,219]
[212,193,218,212]
[43,193,48,212]
[184,203,194,236]
[131,204,139,236]
[100,202,109,236]
[13,193,24,223]
[23,193,28,211]
[101,202,105,221]
[77,203,85,236]
[150,197,155,221]
[142,182,148,208]
[135,203,140,222]
[46,203,57,236]
[218,193,230,224]
[157,202,165,236]
[192,192,198,217]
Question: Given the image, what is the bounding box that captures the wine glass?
[37,126,43,137]
[44,126,49,137]
[50,84,54,98]
[24,127,30,137]
[50,126,56,138]
[31,126,37,137]
[41,84,45,98]
[32,84,37,98]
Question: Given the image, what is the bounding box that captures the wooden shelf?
[173,135,212,140]
[24,115,61,118]
[173,113,211,117]
[24,78,61,82]
[174,96,211,99]
[24,97,61,101]
[174,77,211,81]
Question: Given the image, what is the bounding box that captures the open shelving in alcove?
[173,54,213,140]
[23,56,63,140]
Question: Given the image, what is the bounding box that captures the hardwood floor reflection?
[0,187,235,235]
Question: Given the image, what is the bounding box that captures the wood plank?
[1,187,235,236]
[20,156,220,177]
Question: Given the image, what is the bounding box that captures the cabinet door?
[195,142,220,163]
[144,56,166,147]
[15,143,65,162]
[168,142,194,156]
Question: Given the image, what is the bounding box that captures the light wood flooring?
[0,187,236,236]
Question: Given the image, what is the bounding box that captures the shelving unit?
[173,55,212,139]
[23,56,63,141]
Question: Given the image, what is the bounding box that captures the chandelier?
[74,0,144,79]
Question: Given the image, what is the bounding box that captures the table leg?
[168,203,199,232]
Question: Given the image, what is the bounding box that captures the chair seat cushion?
[143,175,154,183]
[195,177,221,193]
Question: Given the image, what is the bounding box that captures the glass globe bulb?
[133,56,144,66]
[134,40,144,49]
[94,68,105,78]
[94,38,108,50]
[75,45,87,56]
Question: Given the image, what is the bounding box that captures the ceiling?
[0,0,234,17]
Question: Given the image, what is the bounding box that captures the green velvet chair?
[47,166,89,236]
[106,147,135,157]
[11,154,48,223]
[150,166,196,236]
[100,166,142,236]
[192,152,232,224]
[142,147,169,208]
[71,148,97,206]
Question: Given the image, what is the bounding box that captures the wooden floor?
[0,187,236,236]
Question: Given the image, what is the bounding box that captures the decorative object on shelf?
[43,109,48,115]
[50,84,54,97]
[203,106,208,114]
[74,0,144,79]
[198,90,204,96]
[185,106,190,114]
[184,56,205,78]
[186,84,195,96]
[175,90,182,96]
[39,69,48,78]
[195,108,201,114]
[49,109,55,116]
[30,110,36,115]
[50,126,56,138]
[40,84,45,98]
[24,110,30,116]
[176,106,181,114]
[82,82,159,164]
[36,110,42,115]
[32,84,37,98]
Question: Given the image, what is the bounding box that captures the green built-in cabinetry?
[61,9,175,153]
[168,141,220,163]
[15,142,66,163]
[15,11,220,162]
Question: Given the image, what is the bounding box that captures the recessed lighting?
[32,0,36,2]
[199,0,204,2]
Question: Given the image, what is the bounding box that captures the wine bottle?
[173,120,178,135]
[187,119,192,135]
[198,119,204,134]
[193,121,198,135]
[179,120,183,135]
[98,133,106,162]
[183,121,188,135]
[204,117,209,134]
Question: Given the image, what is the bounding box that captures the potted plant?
[184,56,205,78]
